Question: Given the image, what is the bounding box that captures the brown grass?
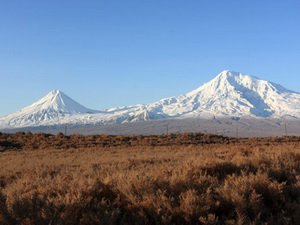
[0,132,234,151]
[0,132,300,224]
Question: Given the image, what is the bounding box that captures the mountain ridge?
[1,70,300,128]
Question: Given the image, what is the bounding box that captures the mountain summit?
[30,90,97,114]
[0,90,98,127]
[1,70,300,128]
[133,70,299,120]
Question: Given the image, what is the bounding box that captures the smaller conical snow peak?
[0,90,99,128]
[46,89,65,98]
[42,90,65,104]
[50,89,61,94]
[34,90,98,114]
[40,90,70,109]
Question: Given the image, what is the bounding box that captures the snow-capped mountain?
[144,70,300,119]
[0,90,99,128]
[1,70,299,129]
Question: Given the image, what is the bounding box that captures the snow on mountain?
[1,70,300,129]
[144,70,300,119]
[0,90,99,128]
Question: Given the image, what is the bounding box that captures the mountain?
[143,70,300,119]
[1,70,300,129]
[0,90,98,128]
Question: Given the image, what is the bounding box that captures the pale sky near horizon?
[0,0,299,116]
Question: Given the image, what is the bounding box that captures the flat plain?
[0,132,300,225]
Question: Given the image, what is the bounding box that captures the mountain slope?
[1,70,300,129]
[143,70,300,119]
[0,90,99,128]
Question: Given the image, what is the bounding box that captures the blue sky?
[0,0,299,116]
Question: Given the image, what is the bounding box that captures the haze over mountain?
[1,70,299,129]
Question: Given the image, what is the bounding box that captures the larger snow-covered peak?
[150,70,300,118]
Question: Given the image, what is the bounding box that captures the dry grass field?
[0,132,300,225]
